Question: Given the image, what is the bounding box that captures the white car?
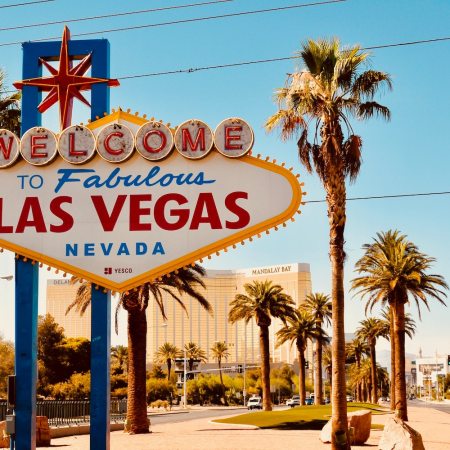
[247,396,262,410]
[286,395,300,407]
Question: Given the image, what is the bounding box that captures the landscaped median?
[213,403,389,431]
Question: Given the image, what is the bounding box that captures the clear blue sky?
[0,0,449,357]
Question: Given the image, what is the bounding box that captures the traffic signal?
[237,364,243,374]
[447,355,450,366]
[305,361,309,369]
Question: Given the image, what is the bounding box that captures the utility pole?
[183,348,187,409]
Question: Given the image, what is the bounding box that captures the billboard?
[0,110,302,292]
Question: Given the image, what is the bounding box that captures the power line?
[118,36,450,79]
[0,0,54,9]
[0,0,233,32]
[305,191,450,204]
[0,0,347,47]
[2,35,450,94]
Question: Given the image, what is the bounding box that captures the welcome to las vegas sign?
[0,109,303,293]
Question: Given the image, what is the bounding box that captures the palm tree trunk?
[167,358,172,380]
[393,301,408,421]
[389,307,396,410]
[259,324,272,411]
[297,343,307,405]
[124,308,150,434]
[369,341,378,404]
[327,174,349,450]
[218,359,228,406]
[315,339,323,405]
[356,355,362,402]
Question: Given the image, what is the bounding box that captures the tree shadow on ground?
[260,419,328,430]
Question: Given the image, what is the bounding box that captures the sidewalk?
[39,406,450,450]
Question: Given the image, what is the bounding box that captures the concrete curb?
[50,423,124,439]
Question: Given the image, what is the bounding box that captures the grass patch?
[214,403,388,431]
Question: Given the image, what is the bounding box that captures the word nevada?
[0,117,254,168]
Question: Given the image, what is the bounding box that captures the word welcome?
[0,117,254,167]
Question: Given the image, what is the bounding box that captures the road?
[409,399,450,414]
[149,407,246,425]
[149,404,289,425]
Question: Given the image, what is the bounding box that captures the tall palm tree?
[111,345,128,375]
[276,308,328,405]
[183,342,207,372]
[0,71,21,135]
[380,307,416,411]
[155,342,180,380]
[352,230,447,420]
[356,317,386,404]
[228,280,295,411]
[302,292,331,404]
[67,264,211,434]
[210,341,230,405]
[266,37,391,448]
[346,338,369,402]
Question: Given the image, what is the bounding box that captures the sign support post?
[14,258,38,450]
[90,288,111,450]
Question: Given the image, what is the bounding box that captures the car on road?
[346,395,353,402]
[305,398,314,405]
[247,396,262,410]
[286,395,300,407]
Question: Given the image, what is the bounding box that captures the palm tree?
[302,292,331,404]
[380,307,416,411]
[322,345,332,388]
[155,342,180,380]
[111,345,128,375]
[276,308,328,405]
[228,280,295,411]
[67,264,211,434]
[346,338,369,402]
[211,341,230,405]
[352,230,447,420]
[266,37,391,448]
[0,71,21,135]
[356,317,386,404]
[183,342,207,372]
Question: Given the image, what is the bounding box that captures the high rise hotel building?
[147,262,312,364]
[46,262,313,365]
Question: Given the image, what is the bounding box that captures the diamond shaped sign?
[0,110,302,292]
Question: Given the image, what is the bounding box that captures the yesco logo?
[0,117,254,168]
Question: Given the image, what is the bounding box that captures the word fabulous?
[0,117,254,168]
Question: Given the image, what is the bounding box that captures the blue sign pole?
[14,259,38,450]
[90,287,111,450]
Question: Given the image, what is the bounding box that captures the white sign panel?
[0,111,302,292]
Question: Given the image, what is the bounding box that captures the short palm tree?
[352,230,447,420]
[380,307,416,411]
[111,345,128,375]
[356,317,386,404]
[228,280,295,411]
[276,308,328,405]
[67,264,211,434]
[211,341,230,405]
[155,342,180,380]
[302,292,331,404]
[266,37,391,448]
[183,342,207,372]
[0,71,21,135]
[346,338,369,402]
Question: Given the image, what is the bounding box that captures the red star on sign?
[14,26,119,130]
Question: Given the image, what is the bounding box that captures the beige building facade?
[46,262,313,367]
[147,262,312,365]
[46,279,91,339]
